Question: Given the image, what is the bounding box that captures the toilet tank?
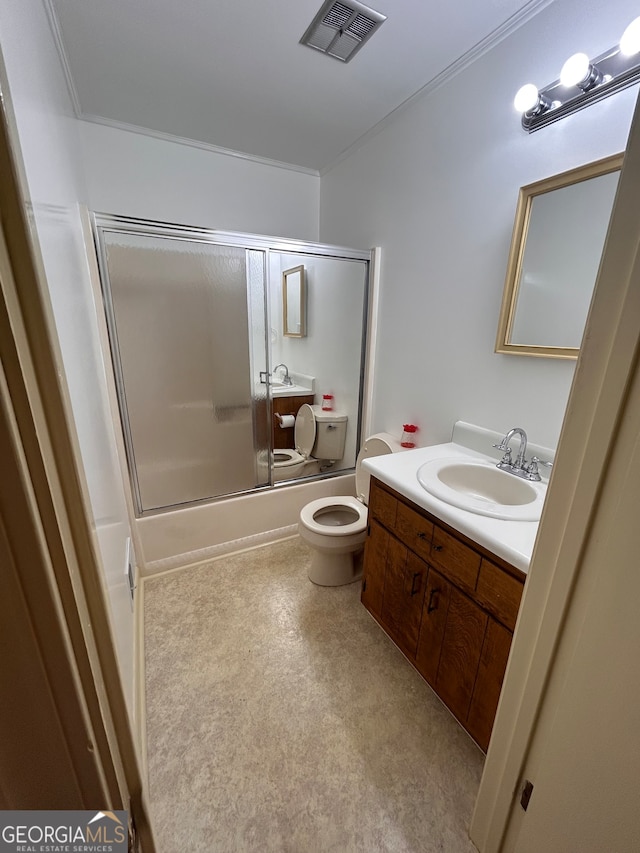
[312,406,348,461]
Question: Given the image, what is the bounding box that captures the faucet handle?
[526,456,553,480]
[529,455,553,470]
[493,444,512,465]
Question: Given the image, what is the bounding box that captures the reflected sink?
[271,382,313,398]
[417,457,546,521]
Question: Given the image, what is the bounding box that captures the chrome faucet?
[493,427,533,479]
[495,427,528,469]
[273,363,293,385]
[493,427,553,481]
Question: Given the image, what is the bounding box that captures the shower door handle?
[260,371,269,385]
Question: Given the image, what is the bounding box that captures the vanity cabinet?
[361,477,525,751]
[272,394,314,449]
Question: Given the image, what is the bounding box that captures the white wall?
[0,1,135,714]
[79,121,320,240]
[319,0,640,451]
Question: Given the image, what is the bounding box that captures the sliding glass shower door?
[97,224,269,513]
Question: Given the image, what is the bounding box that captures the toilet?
[272,404,348,482]
[298,432,403,586]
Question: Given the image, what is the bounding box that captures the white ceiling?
[50,0,551,173]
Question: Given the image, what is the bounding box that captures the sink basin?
[417,457,546,521]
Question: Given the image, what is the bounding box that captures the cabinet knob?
[432,544,443,552]
[417,531,428,540]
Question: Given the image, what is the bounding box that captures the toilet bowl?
[298,432,404,586]
[272,404,347,482]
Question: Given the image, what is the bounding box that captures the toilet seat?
[299,496,368,537]
[272,448,306,468]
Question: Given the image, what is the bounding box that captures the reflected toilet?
[298,433,404,586]
[272,404,347,482]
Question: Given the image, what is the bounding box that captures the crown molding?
[79,114,320,177]
[42,0,82,116]
[319,0,555,176]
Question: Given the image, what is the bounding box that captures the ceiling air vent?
[300,0,386,63]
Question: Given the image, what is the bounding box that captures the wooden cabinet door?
[272,394,314,448]
[466,618,513,751]
[381,544,427,657]
[435,587,488,724]
[416,568,451,686]
[361,519,389,619]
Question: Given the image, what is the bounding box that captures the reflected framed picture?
[282,265,306,338]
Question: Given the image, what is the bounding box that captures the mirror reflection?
[269,252,367,485]
[496,153,622,358]
[282,265,306,337]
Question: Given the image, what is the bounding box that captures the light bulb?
[560,52,591,87]
[514,83,540,113]
[620,17,640,56]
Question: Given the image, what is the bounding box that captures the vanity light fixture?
[559,53,605,91]
[514,16,640,132]
[513,83,554,116]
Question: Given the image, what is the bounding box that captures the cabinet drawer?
[395,501,433,561]
[430,526,481,592]
[368,480,398,529]
[475,560,524,631]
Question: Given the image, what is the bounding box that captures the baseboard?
[133,568,149,786]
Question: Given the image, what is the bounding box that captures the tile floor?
[144,537,483,852]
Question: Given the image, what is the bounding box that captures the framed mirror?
[496,153,622,359]
[283,265,306,337]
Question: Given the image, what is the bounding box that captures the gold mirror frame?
[495,153,623,359]
[282,265,306,337]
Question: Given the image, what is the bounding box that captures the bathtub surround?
[144,537,483,851]
[138,472,355,572]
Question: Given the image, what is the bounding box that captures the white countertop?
[363,442,543,574]
[271,383,314,398]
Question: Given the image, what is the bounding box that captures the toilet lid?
[294,404,316,457]
[355,434,397,503]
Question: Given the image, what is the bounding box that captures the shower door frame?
[92,213,373,517]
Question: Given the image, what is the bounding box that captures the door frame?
[0,78,156,849]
